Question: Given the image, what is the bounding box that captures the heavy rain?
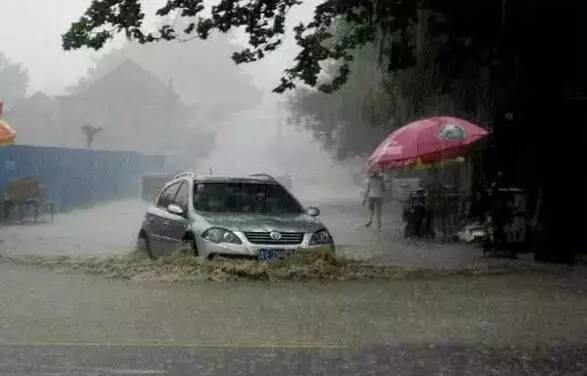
[0,0,586,375]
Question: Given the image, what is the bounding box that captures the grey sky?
[0,0,318,96]
[1,0,96,95]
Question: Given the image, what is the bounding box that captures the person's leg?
[415,206,425,238]
[407,212,416,238]
[366,198,374,227]
[376,199,383,231]
[413,207,420,237]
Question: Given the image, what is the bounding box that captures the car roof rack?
[173,171,197,180]
[250,173,278,182]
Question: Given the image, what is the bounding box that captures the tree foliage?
[0,53,29,105]
[63,0,506,94]
[81,124,104,149]
[287,7,495,159]
[287,42,393,158]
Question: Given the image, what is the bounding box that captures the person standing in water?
[363,167,387,231]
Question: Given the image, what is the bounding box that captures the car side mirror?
[307,206,320,217]
[167,204,184,216]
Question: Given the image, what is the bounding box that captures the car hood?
[199,213,326,233]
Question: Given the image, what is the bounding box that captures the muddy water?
[0,197,389,258]
[0,199,148,257]
[0,197,514,270]
[0,246,544,283]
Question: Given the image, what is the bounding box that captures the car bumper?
[196,236,335,258]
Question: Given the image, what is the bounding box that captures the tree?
[0,53,29,105]
[61,1,584,99]
[61,1,517,94]
[288,9,493,160]
[81,124,104,148]
[62,0,419,93]
[287,42,393,159]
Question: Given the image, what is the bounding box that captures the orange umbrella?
[0,102,16,146]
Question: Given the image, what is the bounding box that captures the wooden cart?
[2,177,54,223]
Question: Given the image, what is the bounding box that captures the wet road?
[0,262,586,375]
[2,343,586,375]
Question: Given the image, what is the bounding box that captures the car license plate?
[259,249,287,261]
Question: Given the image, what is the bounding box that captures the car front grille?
[244,232,304,245]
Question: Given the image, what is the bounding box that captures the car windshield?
[194,182,303,214]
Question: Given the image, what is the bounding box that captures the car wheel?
[137,232,154,259]
[182,233,199,257]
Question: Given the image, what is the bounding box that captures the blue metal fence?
[0,145,164,211]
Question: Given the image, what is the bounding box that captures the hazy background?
[0,0,363,201]
[0,0,313,95]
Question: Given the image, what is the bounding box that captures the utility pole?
[278,102,284,160]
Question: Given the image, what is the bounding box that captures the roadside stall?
[368,116,488,241]
[482,187,528,255]
[2,177,55,223]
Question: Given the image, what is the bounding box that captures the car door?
[147,182,181,257]
[159,181,191,255]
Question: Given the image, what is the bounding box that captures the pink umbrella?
[368,116,488,171]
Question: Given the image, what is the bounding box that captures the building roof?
[60,59,180,104]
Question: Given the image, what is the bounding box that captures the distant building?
[6,59,214,172]
[54,59,195,154]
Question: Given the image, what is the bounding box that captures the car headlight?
[202,227,242,244]
[309,229,333,245]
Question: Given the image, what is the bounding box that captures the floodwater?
[0,199,146,257]
[0,195,516,271]
[0,262,585,375]
[0,189,586,375]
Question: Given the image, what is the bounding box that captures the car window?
[174,181,189,211]
[157,182,180,208]
[193,182,303,214]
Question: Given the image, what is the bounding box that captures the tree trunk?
[534,99,586,264]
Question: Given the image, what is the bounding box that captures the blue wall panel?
[0,145,164,211]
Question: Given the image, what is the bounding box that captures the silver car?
[138,173,334,260]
